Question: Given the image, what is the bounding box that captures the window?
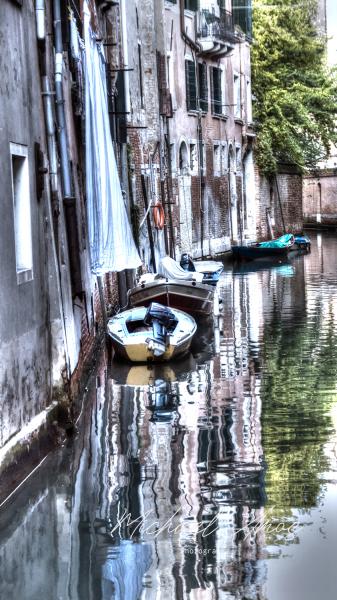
[201,143,206,175]
[10,143,33,283]
[232,0,253,40]
[138,43,144,109]
[236,146,241,170]
[198,62,208,112]
[185,0,198,10]
[170,143,177,175]
[211,67,222,115]
[179,141,190,174]
[221,142,228,175]
[213,143,221,176]
[234,73,241,118]
[246,77,253,123]
[190,142,198,174]
[185,59,197,112]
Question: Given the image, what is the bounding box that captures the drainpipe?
[120,0,131,115]
[35,0,45,41]
[53,0,83,296]
[53,0,71,198]
[42,78,58,195]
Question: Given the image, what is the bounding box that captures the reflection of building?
[0,286,268,599]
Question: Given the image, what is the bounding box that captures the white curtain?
[83,2,141,274]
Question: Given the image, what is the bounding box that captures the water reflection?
[0,233,337,599]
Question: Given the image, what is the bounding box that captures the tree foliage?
[251,0,337,176]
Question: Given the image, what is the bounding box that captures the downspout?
[35,0,45,41]
[120,0,131,115]
[53,0,83,296]
[53,0,71,198]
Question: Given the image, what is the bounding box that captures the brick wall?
[255,168,303,239]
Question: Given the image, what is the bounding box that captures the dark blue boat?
[232,233,311,261]
[232,234,295,261]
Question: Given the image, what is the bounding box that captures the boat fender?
[192,281,196,286]
[153,203,165,229]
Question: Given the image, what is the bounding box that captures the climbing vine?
[251,0,337,176]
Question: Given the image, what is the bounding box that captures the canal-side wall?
[255,169,303,239]
[303,171,337,227]
[0,0,69,447]
[0,1,122,493]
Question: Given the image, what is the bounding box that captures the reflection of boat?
[233,259,295,276]
[180,253,223,286]
[107,303,196,363]
[110,353,198,385]
[232,234,295,261]
[128,277,214,316]
[102,540,152,600]
[147,379,180,422]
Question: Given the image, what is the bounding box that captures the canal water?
[1,232,337,600]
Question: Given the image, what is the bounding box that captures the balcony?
[197,9,240,57]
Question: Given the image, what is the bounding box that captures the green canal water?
[0,232,337,599]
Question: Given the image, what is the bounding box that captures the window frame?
[10,142,34,284]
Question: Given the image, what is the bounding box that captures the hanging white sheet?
[83,2,141,275]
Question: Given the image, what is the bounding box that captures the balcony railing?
[197,9,239,45]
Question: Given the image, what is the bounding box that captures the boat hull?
[128,280,214,316]
[107,306,197,363]
[232,245,290,260]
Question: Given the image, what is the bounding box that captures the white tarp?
[83,2,141,275]
[159,256,204,282]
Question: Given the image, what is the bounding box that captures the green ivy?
[252,0,337,176]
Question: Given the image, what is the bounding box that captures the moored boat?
[128,276,214,316]
[107,303,197,362]
[294,234,311,251]
[232,234,295,261]
[180,253,223,286]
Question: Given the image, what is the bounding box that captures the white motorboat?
[107,303,197,363]
[128,257,215,317]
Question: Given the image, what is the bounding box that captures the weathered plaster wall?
[0,0,63,446]
[303,172,337,226]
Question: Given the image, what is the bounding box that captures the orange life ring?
[153,202,165,230]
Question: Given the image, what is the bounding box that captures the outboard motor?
[180,253,196,272]
[144,303,178,357]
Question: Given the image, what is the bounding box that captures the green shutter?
[185,60,197,111]
[198,63,208,112]
[185,0,198,11]
[212,67,222,115]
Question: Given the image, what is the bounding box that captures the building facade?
[0,0,258,485]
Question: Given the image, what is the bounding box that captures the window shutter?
[185,0,198,11]
[198,63,208,112]
[212,67,222,115]
[185,60,197,111]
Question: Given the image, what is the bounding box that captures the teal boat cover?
[258,234,294,249]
